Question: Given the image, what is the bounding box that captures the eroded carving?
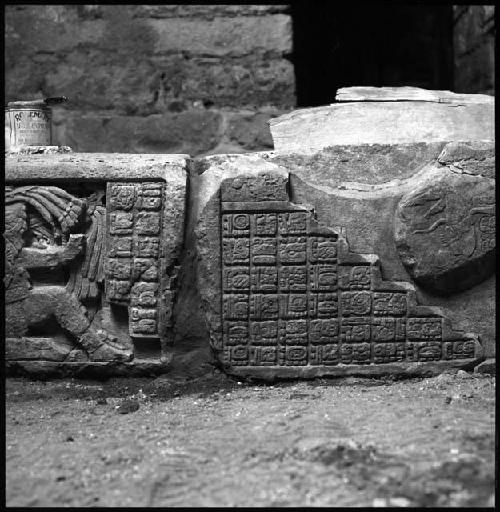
[394,173,495,294]
[5,185,132,362]
[5,180,181,366]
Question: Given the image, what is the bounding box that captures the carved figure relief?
[394,173,495,294]
[5,181,177,365]
[5,185,132,361]
[217,173,482,375]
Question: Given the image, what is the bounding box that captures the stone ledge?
[335,86,494,104]
[223,359,485,382]
[5,153,189,183]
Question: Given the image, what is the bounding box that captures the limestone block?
[5,154,188,376]
[194,154,484,380]
[51,111,223,155]
[269,87,494,152]
[150,15,292,57]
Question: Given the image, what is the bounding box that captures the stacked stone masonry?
[5,5,294,155]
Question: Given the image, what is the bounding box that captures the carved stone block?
[196,169,484,380]
[5,154,187,375]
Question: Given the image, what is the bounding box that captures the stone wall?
[5,5,294,156]
[454,5,495,94]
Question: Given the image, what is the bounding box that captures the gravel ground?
[6,370,495,507]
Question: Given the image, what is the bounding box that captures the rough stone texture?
[52,111,224,155]
[335,86,494,104]
[270,94,494,152]
[193,156,483,379]
[454,6,495,95]
[5,153,188,182]
[5,5,294,156]
[5,155,187,375]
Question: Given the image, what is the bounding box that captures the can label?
[5,107,52,149]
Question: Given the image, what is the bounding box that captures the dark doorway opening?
[291,3,454,107]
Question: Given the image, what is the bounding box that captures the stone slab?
[150,15,292,57]
[269,96,494,152]
[225,359,485,382]
[5,153,189,183]
[335,86,494,104]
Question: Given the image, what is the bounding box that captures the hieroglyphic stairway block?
[218,172,483,377]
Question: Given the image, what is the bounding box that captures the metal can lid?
[6,96,68,108]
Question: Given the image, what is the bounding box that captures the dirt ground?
[6,370,495,507]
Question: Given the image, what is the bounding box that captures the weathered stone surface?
[6,337,86,362]
[194,155,483,379]
[41,57,295,113]
[394,169,495,294]
[51,111,223,155]
[5,7,292,59]
[437,141,495,178]
[6,153,188,182]
[5,155,188,376]
[150,15,292,57]
[270,91,494,152]
[131,5,290,19]
[6,146,72,155]
[335,86,494,104]
[228,360,484,382]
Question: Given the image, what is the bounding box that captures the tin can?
[5,105,51,149]
[5,97,67,151]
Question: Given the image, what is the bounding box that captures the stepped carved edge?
[214,172,484,380]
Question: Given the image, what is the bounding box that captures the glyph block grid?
[106,182,165,338]
[220,209,475,367]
